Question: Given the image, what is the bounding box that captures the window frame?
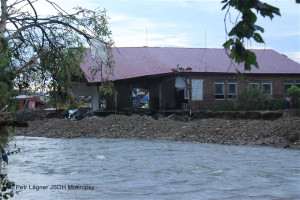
[262,80,272,95]
[250,80,259,90]
[184,80,190,100]
[227,80,237,99]
[284,80,293,96]
[214,80,225,100]
[296,80,300,88]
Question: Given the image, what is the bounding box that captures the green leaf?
[243,10,257,24]
[260,3,281,19]
[229,47,236,59]
[232,43,247,63]
[237,71,244,79]
[253,33,264,43]
[223,39,234,49]
[228,27,236,37]
[245,51,259,70]
[254,25,264,33]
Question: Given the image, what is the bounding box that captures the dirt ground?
[13,111,300,150]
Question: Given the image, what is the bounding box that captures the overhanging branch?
[5,20,91,41]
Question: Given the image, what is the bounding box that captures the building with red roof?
[73,47,300,112]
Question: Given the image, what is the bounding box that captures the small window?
[250,80,259,90]
[296,80,300,88]
[227,80,237,99]
[262,80,272,95]
[215,80,225,99]
[184,88,189,100]
[284,80,293,95]
[184,79,190,100]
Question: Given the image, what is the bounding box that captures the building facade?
[76,47,300,112]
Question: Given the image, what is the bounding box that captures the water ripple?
[7,136,300,200]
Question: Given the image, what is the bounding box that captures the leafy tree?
[222,0,281,72]
[287,86,300,108]
[0,0,114,111]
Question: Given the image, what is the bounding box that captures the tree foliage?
[222,0,281,71]
[0,0,114,110]
[287,86,300,108]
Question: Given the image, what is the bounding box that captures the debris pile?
[13,114,300,149]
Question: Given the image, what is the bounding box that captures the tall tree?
[0,0,114,110]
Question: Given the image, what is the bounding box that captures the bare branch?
[7,0,27,11]
[5,19,91,41]
[27,0,38,22]
[8,0,38,14]
[45,0,70,15]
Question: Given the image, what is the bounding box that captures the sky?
[14,0,300,63]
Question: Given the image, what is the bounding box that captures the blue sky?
[33,0,300,62]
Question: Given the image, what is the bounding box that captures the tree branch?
[5,20,91,41]
[15,45,65,74]
[46,0,70,15]
[27,0,38,22]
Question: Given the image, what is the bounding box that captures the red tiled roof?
[80,47,300,83]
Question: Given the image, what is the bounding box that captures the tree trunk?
[0,0,8,39]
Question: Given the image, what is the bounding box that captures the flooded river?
[4,136,300,199]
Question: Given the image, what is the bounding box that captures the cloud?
[108,11,185,47]
[148,33,190,47]
[112,30,190,47]
[108,14,129,22]
[285,52,300,63]
[8,0,98,16]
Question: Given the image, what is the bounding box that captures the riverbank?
[13,114,300,150]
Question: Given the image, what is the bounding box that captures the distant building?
[16,95,48,110]
[73,47,300,112]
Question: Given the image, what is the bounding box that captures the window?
[184,86,189,100]
[262,80,272,95]
[284,80,293,96]
[227,80,237,99]
[192,79,203,100]
[250,80,259,90]
[215,80,225,99]
[296,80,300,88]
[184,79,190,100]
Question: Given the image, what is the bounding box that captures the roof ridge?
[112,46,275,51]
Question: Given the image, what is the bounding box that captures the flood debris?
[13,114,300,150]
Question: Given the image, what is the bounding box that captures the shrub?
[235,86,263,111]
[287,86,300,108]
[233,86,285,111]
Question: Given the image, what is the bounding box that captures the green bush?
[213,86,286,111]
[287,86,300,108]
[235,86,263,111]
[267,98,285,110]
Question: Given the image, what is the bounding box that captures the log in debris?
[0,120,28,127]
